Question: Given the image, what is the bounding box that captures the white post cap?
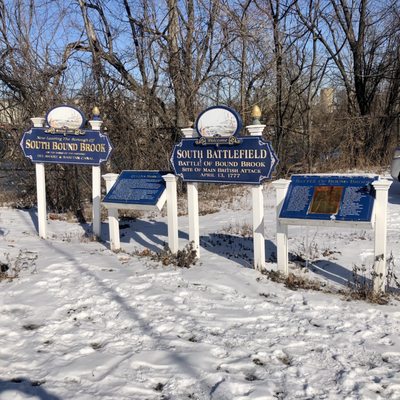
[372,179,392,190]
[246,124,266,136]
[89,120,103,130]
[181,128,197,138]
[163,173,178,182]
[31,117,45,127]
[102,173,119,182]
[272,179,291,189]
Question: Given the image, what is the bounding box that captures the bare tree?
[76,0,232,128]
[0,0,96,214]
[296,0,400,161]
[0,0,81,117]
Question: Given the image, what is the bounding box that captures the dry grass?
[177,184,250,217]
[261,254,399,305]
[134,242,198,268]
[261,270,324,292]
[0,250,38,282]
[339,254,399,305]
[221,222,253,238]
[0,254,17,282]
[119,210,143,220]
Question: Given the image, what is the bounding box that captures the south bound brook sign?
[21,129,112,165]
[20,105,112,165]
[171,105,278,184]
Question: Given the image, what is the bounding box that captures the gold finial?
[251,105,261,118]
[251,105,262,125]
[92,106,100,117]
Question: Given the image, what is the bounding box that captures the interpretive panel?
[279,175,379,222]
[171,136,278,184]
[103,170,168,206]
[20,128,113,165]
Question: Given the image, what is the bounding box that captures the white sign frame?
[102,173,178,253]
[273,176,392,293]
[29,115,105,239]
[181,123,268,270]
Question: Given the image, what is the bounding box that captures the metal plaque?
[103,170,168,207]
[279,175,379,222]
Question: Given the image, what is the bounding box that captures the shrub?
[135,242,198,268]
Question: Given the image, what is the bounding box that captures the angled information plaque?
[102,170,168,210]
[279,175,379,226]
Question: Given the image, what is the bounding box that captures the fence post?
[35,163,47,239]
[272,179,291,276]
[246,107,266,271]
[102,173,120,251]
[163,173,179,254]
[181,127,200,257]
[372,179,392,293]
[31,117,47,239]
[89,110,103,238]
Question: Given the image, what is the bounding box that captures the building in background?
[0,99,22,124]
[320,88,335,113]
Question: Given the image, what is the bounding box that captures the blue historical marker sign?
[171,136,278,184]
[20,127,113,166]
[279,175,379,222]
[103,170,168,206]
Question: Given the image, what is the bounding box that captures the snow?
[1,178,400,400]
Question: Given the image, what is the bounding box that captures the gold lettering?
[240,161,265,168]
[52,142,78,151]
[177,149,203,158]
[25,140,51,150]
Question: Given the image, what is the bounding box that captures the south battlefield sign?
[20,105,113,166]
[171,105,278,184]
[171,137,278,184]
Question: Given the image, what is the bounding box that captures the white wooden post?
[91,166,101,237]
[246,123,266,271]
[163,173,179,254]
[181,127,200,257]
[187,183,199,255]
[89,118,103,238]
[102,173,120,251]
[272,179,291,276]
[252,185,265,271]
[372,179,392,293]
[31,117,47,239]
[35,163,47,239]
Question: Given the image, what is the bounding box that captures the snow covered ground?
[1,178,400,400]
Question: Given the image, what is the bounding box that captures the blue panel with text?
[279,175,379,222]
[103,170,168,206]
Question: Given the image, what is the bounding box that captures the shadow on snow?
[0,378,61,400]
